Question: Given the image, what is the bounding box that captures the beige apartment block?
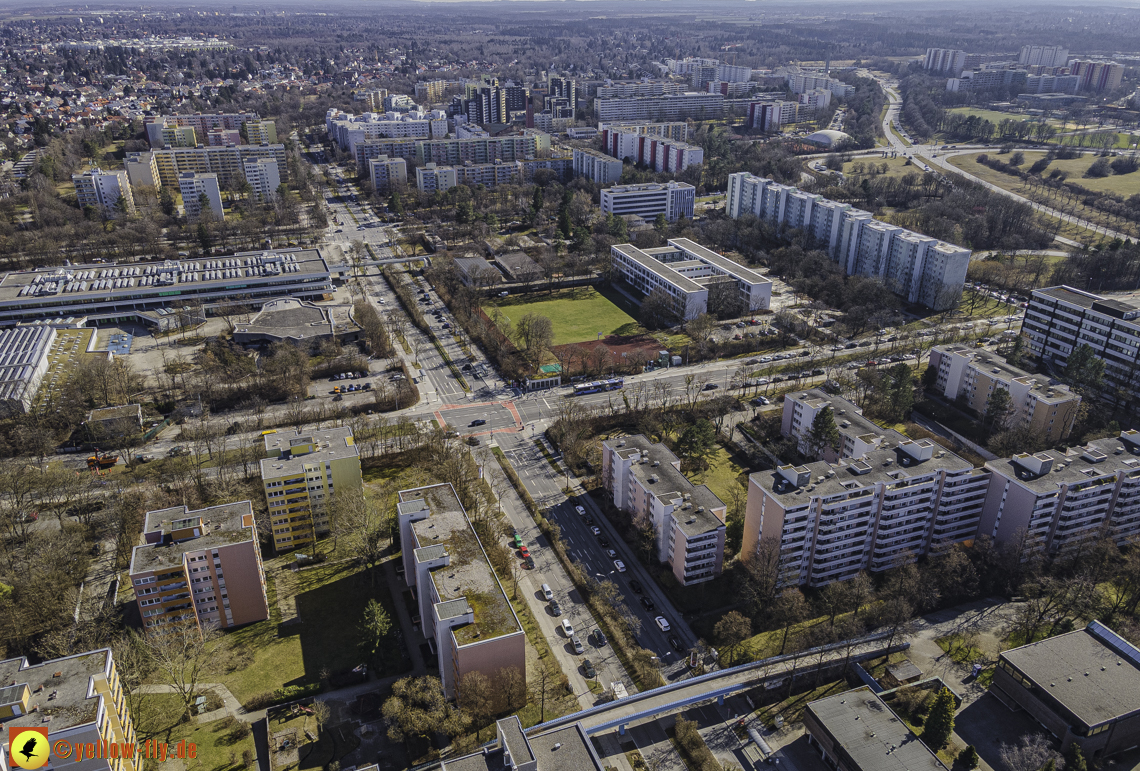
[0,648,141,771]
[782,389,898,463]
[260,428,362,552]
[129,502,268,634]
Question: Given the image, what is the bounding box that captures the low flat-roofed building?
[232,297,362,349]
[804,687,948,771]
[0,648,141,771]
[0,250,332,327]
[129,502,268,634]
[455,254,504,286]
[991,621,1140,758]
[88,404,143,435]
[494,251,542,283]
[610,237,771,322]
[601,181,695,223]
[601,435,726,585]
[441,716,605,771]
[398,484,525,702]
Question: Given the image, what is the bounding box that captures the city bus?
[573,378,625,395]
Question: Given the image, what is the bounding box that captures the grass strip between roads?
[491,447,663,693]
[532,440,564,474]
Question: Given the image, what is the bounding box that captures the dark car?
[592,629,608,647]
[669,635,684,653]
[584,516,594,525]
[599,537,610,548]
[582,659,596,678]
[640,596,656,612]
[550,600,562,616]
[523,556,535,569]
[470,419,487,426]
[702,383,718,390]
[629,579,644,594]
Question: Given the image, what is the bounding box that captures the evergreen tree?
[921,687,956,750]
[1065,744,1088,771]
[531,186,544,212]
[388,189,404,217]
[160,188,175,216]
[557,207,572,239]
[959,745,979,770]
[1064,343,1105,392]
[456,199,474,225]
[806,406,840,458]
[676,419,717,467]
[984,387,1013,433]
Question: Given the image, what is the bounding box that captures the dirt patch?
[551,334,665,377]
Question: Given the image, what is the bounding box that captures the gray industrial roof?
[1001,626,1140,728]
[129,501,256,572]
[807,688,947,771]
[0,649,113,731]
[441,718,603,771]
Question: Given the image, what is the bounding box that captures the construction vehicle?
[86,451,119,471]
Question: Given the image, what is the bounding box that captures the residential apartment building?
[368,155,408,193]
[990,621,1140,759]
[150,144,288,188]
[1024,73,1081,95]
[924,48,969,76]
[1019,45,1070,68]
[415,132,551,166]
[244,119,278,145]
[601,181,695,223]
[355,88,388,111]
[397,484,525,701]
[747,100,799,132]
[1021,285,1140,413]
[594,93,724,122]
[243,157,280,202]
[440,717,605,771]
[0,250,332,327]
[601,436,726,585]
[124,151,161,189]
[206,128,242,146]
[599,121,689,143]
[129,502,268,633]
[416,163,459,194]
[664,57,753,84]
[744,438,990,587]
[785,71,855,98]
[602,132,704,172]
[414,79,450,104]
[572,147,624,185]
[325,109,448,153]
[799,88,833,111]
[929,345,1081,441]
[726,172,970,310]
[980,430,1140,555]
[0,649,141,771]
[73,168,134,213]
[260,427,362,552]
[595,81,688,99]
[145,113,261,148]
[178,172,223,219]
[782,390,897,463]
[947,68,1029,93]
[1070,60,1125,92]
[609,238,771,321]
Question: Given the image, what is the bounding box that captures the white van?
[542,583,553,601]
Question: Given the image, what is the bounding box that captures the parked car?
[575,505,586,515]
[550,600,562,616]
[669,636,684,653]
[582,659,596,678]
[629,579,644,594]
[561,619,574,637]
[655,616,671,632]
[614,560,626,572]
[702,383,718,390]
[640,596,656,612]
[606,549,617,558]
[591,527,601,536]
[571,634,584,654]
[519,545,530,558]
[592,629,608,647]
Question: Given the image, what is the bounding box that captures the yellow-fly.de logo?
[8,728,50,770]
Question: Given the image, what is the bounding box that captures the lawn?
[481,286,642,346]
[683,443,749,507]
[950,150,1140,197]
[843,155,923,181]
[210,558,410,706]
[149,715,257,771]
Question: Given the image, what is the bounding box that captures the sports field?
[482,286,641,346]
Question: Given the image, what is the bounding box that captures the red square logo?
[8,727,49,770]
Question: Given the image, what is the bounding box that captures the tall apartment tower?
[73,168,135,213]
[178,172,223,219]
[242,157,281,202]
[129,502,269,633]
[924,48,968,76]
[1018,45,1069,68]
[260,427,362,552]
[0,649,142,771]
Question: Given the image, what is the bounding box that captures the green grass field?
[950,150,1140,197]
[482,286,642,346]
[843,155,922,181]
[683,444,749,506]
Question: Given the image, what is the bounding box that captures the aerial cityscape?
[2,2,1140,771]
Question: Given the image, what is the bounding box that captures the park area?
[481,286,641,346]
[949,150,1140,198]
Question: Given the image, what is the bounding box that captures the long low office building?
[0,250,332,327]
[610,237,771,321]
[726,171,970,310]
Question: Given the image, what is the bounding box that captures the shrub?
[1085,158,1111,178]
[243,692,274,711]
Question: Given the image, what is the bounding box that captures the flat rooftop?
[1000,623,1140,728]
[985,431,1140,492]
[89,404,141,423]
[0,649,113,731]
[807,687,947,771]
[129,501,256,572]
[789,389,894,444]
[399,484,520,646]
[236,298,332,341]
[0,249,329,306]
[602,435,725,536]
[442,717,602,771]
[261,427,359,477]
[753,438,973,505]
[935,345,1075,402]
